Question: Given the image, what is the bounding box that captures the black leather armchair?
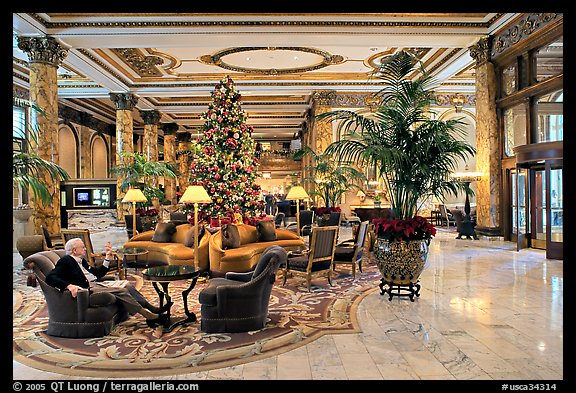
[198,245,287,333]
[23,250,129,338]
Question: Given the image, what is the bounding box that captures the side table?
[115,247,149,278]
[142,265,200,332]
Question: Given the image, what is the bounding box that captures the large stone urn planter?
[13,208,34,222]
[374,238,430,301]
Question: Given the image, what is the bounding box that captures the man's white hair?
[65,238,84,255]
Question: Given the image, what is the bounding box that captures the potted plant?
[13,97,70,214]
[318,50,475,300]
[293,145,365,209]
[373,194,381,208]
[111,151,178,211]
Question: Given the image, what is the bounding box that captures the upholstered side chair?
[332,220,369,279]
[198,245,287,333]
[282,225,339,291]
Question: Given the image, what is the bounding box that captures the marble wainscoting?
[67,209,118,230]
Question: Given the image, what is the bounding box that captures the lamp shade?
[180,185,212,204]
[121,188,148,203]
[356,190,366,198]
[286,186,308,200]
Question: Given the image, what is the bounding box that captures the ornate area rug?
[13,259,381,378]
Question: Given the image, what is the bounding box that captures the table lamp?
[179,185,212,270]
[122,188,148,237]
[356,190,366,204]
[286,186,309,237]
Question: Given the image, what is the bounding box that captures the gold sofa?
[123,224,211,272]
[209,224,304,277]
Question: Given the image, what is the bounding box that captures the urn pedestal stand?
[379,279,421,302]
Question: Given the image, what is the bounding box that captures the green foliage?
[111,151,177,205]
[294,145,366,208]
[318,50,475,219]
[13,97,70,205]
[187,76,264,219]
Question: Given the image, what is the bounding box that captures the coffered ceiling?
[13,13,519,141]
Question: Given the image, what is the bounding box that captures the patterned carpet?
[13,257,381,378]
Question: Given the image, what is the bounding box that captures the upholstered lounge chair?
[198,245,287,333]
[23,250,129,338]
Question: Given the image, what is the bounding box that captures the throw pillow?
[221,224,241,249]
[256,219,277,242]
[152,222,177,243]
[184,225,205,248]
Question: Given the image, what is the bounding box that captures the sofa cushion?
[221,224,241,249]
[184,225,205,247]
[152,222,177,242]
[256,220,277,242]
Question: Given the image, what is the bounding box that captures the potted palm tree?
[318,50,475,300]
[294,145,366,209]
[111,151,178,230]
[13,97,70,217]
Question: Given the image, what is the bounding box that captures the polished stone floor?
[13,226,563,381]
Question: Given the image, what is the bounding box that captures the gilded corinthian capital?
[17,36,68,67]
[110,93,139,110]
[469,36,492,66]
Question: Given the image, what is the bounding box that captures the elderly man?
[46,237,171,324]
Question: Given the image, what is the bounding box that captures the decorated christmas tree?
[187,75,264,222]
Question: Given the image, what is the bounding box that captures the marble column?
[310,91,336,154]
[17,36,68,236]
[140,110,160,162]
[308,91,335,201]
[140,110,161,198]
[79,113,93,178]
[110,92,138,222]
[162,123,179,204]
[469,37,502,236]
[177,133,191,195]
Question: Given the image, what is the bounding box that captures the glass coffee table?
[141,265,200,332]
[115,247,149,278]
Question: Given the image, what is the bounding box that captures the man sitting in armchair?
[46,238,171,325]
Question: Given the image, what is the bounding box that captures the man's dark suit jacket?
[46,255,109,292]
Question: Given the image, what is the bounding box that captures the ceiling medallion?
[199,47,345,75]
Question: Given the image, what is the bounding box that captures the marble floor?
[13,226,563,381]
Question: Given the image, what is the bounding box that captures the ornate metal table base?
[150,278,199,332]
[379,278,421,302]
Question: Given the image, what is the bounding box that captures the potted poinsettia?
[318,50,475,300]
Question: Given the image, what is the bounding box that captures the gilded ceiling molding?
[312,91,337,106]
[333,93,374,108]
[491,13,561,58]
[17,36,68,67]
[112,48,164,77]
[434,93,476,108]
[199,47,345,76]
[77,49,131,86]
[426,48,462,74]
[30,13,504,29]
[109,93,138,111]
[469,36,492,66]
[131,81,381,88]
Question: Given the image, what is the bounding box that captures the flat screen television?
[73,187,110,207]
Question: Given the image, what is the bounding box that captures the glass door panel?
[550,168,563,243]
[511,168,530,250]
[532,169,546,249]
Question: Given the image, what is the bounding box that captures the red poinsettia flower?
[373,216,436,243]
